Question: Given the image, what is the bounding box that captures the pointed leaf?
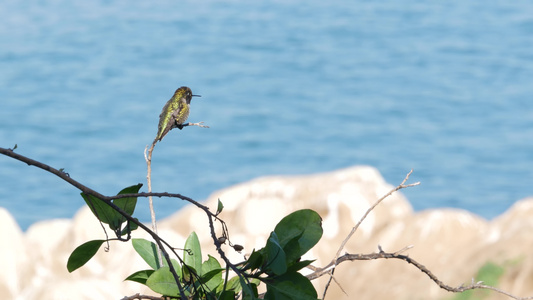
[114,183,142,216]
[124,269,154,285]
[132,238,160,269]
[287,259,315,273]
[216,199,224,215]
[67,239,105,272]
[81,193,118,227]
[184,232,202,276]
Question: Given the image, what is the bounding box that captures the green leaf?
[67,239,105,272]
[120,218,139,236]
[114,184,142,216]
[201,268,225,293]
[264,232,287,275]
[165,259,182,277]
[132,238,160,269]
[146,266,182,297]
[112,184,142,231]
[223,276,242,293]
[264,272,318,300]
[242,249,264,272]
[287,259,315,273]
[124,269,154,285]
[201,255,223,291]
[239,276,259,299]
[242,283,259,300]
[273,209,323,264]
[216,198,224,215]
[81,193,118,228]
[184,232,202,276]
[202,255,221,273]
[218,290,237,300]
[81,184,142,232]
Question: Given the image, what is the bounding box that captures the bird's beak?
[192,94,201,98]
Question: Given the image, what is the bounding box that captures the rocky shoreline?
[2,166,532,299]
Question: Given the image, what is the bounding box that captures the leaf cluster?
[66,186,323,300]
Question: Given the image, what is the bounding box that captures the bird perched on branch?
[156,86,201,142]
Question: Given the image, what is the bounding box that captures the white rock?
[0,207,25,299]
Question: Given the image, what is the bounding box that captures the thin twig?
[322,170,419,299]
[145,141,158,234]
[334,169,419,259]
[143,121,208,266]
[181,121,209,129]
[120,293,166,300]
[145,140,162,267]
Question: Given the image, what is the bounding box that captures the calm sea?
[1,1,532,230]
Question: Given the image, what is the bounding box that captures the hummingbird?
[156,86,201,142]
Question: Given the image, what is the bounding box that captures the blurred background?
[1,0,532,230]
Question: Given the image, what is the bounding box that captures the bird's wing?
[156,99,174,141]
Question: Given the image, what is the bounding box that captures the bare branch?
[0,147,214,215]
[144,140,162,266]
[313,248,533,300]
[0,146,107,199]
[334,169,419,259]
[144,141,158,234]
[181,121,209,128]
[321,170,419,299]
[121,293,166,300]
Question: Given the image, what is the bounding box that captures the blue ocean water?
[1,1,532,230]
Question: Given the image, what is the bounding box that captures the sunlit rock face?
[3,166,533,299]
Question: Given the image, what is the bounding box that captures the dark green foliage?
[126,209,322,299]
[68,185,142,273]
[252,209,323,300]
[124,269,154,285]
[263,272,318,300]
[273,209,322,264]
[67,239,105,272]
[81,183,142,236]
[69,186,323,299]
[216,198,224,215]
